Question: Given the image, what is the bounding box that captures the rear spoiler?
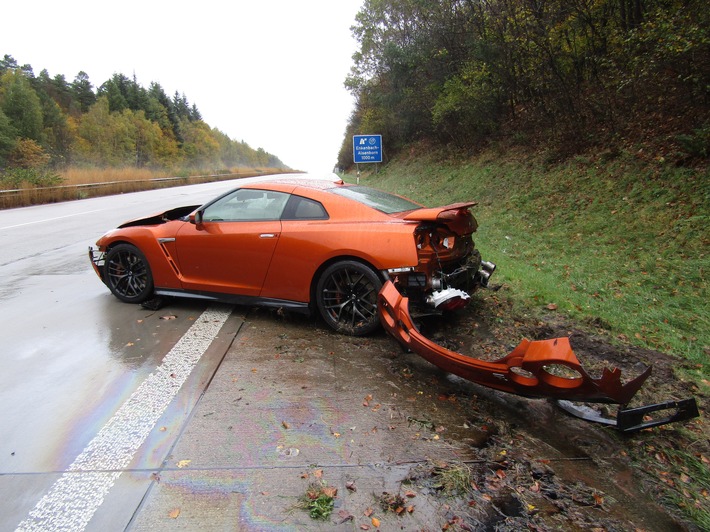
[403,202,478,235]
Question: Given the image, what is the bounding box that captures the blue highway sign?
[353,135,382,163]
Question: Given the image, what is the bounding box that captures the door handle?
[259,233,278,238]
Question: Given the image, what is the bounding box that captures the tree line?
[338,0,709,167]
[0,55,285,185]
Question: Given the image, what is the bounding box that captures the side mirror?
[190,210,203,228]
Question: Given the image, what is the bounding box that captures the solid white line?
[15,305,232,532]
[0,209,103,231]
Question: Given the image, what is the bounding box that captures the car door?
[174,189,289,296]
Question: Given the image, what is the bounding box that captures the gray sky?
[1,0,365,173]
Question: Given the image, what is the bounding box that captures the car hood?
[402,202,478,235]
[117,205,200,228]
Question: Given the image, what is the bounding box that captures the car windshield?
[328,185,421,214]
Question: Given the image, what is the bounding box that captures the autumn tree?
[342,0,710,161]
[0,54,287,171]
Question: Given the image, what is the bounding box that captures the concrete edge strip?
[15,305,232,532]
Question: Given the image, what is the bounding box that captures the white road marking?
[0,210,103,231]
[15,305,232,531]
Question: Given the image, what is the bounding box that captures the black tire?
[315,260,382,336]
[104,244,154,303]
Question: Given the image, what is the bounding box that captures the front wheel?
[104,244,154,303]
[315,260,383,336]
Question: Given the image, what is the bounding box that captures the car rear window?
[328,185,421,214]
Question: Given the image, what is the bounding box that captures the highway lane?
[0,176,303,530]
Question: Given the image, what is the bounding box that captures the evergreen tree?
[71,71,95,114]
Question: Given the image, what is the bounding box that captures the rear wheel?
[104,244,154,303]
[316,260,382,336]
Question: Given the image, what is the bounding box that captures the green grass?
[351,150,709,384]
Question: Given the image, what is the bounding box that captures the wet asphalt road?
[0,177,485,531]
[0,178,270,530]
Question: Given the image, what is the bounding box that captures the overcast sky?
[1,0,365,173]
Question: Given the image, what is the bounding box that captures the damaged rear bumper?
[378,280,699,432]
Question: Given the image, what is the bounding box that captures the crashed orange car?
[90,176,495,336]
[90,176,698,431]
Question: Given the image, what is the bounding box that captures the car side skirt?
[154,288,312,314]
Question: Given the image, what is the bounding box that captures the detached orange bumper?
[378,281,649,404]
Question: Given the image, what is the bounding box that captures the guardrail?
[0,169,296,209]
[0,172,253,197]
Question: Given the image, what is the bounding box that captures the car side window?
[202,189,289,221]
[281,196,329,220]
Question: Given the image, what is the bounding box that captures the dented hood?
[117,205,200,228]
[403,202,478,235]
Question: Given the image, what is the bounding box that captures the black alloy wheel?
[316,260,383,336]
[104,243,154,303]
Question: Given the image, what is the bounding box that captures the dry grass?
[60,167,171,185]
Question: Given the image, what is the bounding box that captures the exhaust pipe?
[476,261,496,287]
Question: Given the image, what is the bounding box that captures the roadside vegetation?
[338,0,709,386]
[0,54,288,208]
[354,150,708,388]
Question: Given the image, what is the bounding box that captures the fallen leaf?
[360,526,370,531]
[160,315,177,320]
[364,507,374,517]
[282,421,290,429]
[546,303,558,311]
[346,481,357,492]
[168,508,180,519]
[337,509,354,523]
[322,486,338,498]
[593,492,604,506]
[176,459,191,468]
[314,469,323,478]
[371,517,380,527]
[407,505,414,513]
[404,490,416,498]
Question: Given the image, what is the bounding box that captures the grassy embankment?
[354,149,709,387]
[0,166,292,209]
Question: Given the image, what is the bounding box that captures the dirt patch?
[391,288,709,530]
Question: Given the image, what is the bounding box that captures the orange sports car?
[89,177,495,335]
